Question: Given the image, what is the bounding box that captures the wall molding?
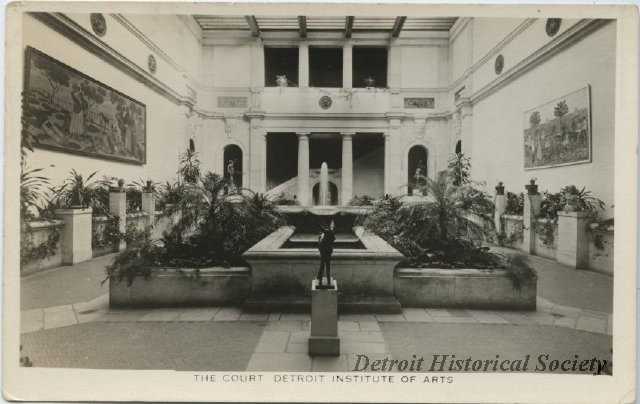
[470,19,611,105]
[30,12,195,107]
[111,14,202,90]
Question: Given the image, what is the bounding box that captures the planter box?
[394,267,536,310]
[109,267,251,308]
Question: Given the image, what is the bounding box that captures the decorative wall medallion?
[217,96,248,108]
[546,18,562,37]
[404,97,435,109]
[147,55,157,74]
[494,54,504,74]
[90,13,107,37]
[319,95,332,109]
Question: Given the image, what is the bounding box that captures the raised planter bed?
[394,267,536,310]
[109,267,251,308]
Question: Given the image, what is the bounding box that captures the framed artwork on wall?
[523,85,591,170]
[23,46,147,165]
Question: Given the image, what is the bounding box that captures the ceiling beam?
[391,16,407,37]
[298,16,307,38]
[344,16,354,38]
[245,15,260,37]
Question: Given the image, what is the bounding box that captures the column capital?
[341,132,355,139]
[297,132,311,139]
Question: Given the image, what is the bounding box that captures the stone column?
[387,45,401,89]
[54,207,93,264]
[522,180,541,255]
[343,44,353,89]
[299,43,309,88]
[341,133,354,205]
[250,39,264,88]
[297,132,311,206]
[494,181,506,234]
[557,211,596,268]
[383,133,391,196]
[141,182,156,229]
[247,112,266,192]
[109,185,127,252]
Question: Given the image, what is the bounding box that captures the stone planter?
[394,267,536,310]
[109,267,251,308]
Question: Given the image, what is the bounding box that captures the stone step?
[243,297,401,314]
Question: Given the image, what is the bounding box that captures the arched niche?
[407,145,428,196]
[312,181,338,206]
[223,144,243,191]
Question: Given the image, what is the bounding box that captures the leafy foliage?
[178,149,201,184]
[364,170,497,268]
[447,153,471,187]
[272,192,299,205]
[156,180,182,211]
[504,192,524,216]
[503,253,537,289]
[348,195,375,206]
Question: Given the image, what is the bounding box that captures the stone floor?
[19,248,614,372]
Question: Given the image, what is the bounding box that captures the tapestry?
[523,86,591,169]
[24,47,146,164]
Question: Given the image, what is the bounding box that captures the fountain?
[319,162,329,206]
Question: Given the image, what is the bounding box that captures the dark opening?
[189,138,195,152]
[407,146,428,196]
[312,181,339,206]
[264,47,299,87]
[309,137,342,169]
[266,133,298,190]
[455,140,462,155]
[223,144,243,191]
[352,47,388,88]
[309,47,343,88]
[353,133,384,160]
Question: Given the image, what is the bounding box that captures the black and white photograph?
[3,2,637,403]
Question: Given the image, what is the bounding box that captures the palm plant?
[560,185,605,213]
[365,171,496,267]
[178,149,201,184]
[52,169,100,208]
[21,168,51,221]
[447,153,471,187]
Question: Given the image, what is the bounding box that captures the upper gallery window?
[352,46,388,88]
[309,47,343,88]
[264,47,299,87]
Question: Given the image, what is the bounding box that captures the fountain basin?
[242,226,404,313]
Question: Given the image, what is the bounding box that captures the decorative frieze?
[404,97,434,109]
[217,96,248,108]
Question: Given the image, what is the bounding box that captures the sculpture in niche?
[546,18,562,37]
[90,14,107,37]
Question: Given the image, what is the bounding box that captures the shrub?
[348,195,375,206]
[504,192,524,216]
[272,193,298,205]
[156,180,181,211]
[364,170,497,268]
[108,170,286,282]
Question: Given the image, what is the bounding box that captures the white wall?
[469,21,616,218]
[22,14,188,190]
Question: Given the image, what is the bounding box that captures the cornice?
[111,14,202,90]
[470,19,611,105]
[30,12,195,107]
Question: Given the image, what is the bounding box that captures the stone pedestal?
[557,211,596,268]
[522,189,541,255]
[141,191,155,228]
[309,278,340,356]
[54,208,93,264]
[494,183,506,233]
[109,191,127,251]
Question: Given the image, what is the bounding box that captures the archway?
[455,140,462,155]
[407,145,428,196]
[223,144,243,192]
[312,181,338,206]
